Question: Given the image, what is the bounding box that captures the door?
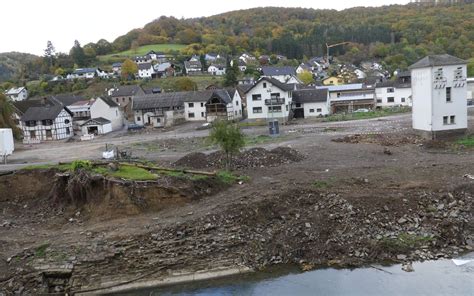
[46,129,52,140]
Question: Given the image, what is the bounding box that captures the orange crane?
[326,42,350,64]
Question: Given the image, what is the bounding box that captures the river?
[117,254,474,296]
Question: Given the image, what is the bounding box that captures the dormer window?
[263,83,267,88]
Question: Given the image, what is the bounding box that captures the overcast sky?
[2,0,410,55]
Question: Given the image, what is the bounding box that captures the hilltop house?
[153,62,175,78]
[183,89,242,122]
[81,97,123,135]
[292,89,329,118]
[208,64,226,76]
[410,54,468,138]
[184,60,202,75]
[244,77,295,122]
[19,104,73,143]
[261,66,300,84]
[112,62,122,74]
[5,87,28,101]
[134,55,152,64]
[138,63,155,79]
[375,81,412,108]
[67,68,108,80]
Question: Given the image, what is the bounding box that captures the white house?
[183,89,242,122]
[244,77,295,122]
[208,64,226,76]
[296,63,313,75]
[467,77,474,105]
[5,87,28,101]
[83,97,123,134]
[410,54,468,138]
[19,105,73,143]
[132,93,185,128]
[375,81,412,108]
[135,55,152,64]
[292,89,329,118]
[67,68,107,80]
[354,69,367,79]
[184,60,202,75]
[317,84,376,114]
[138,63,155,79]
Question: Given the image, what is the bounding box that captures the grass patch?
[379,233,433,253]
[313,180,330,189]
[456,136,474,147]
[239,121,268,128]
[217,170,249,184]
[35,243,50,258]
[22,163,72,171]
[323,107,410,122]
[93,165,157,181]
[98,44,186,61]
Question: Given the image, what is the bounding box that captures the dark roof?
[212,89,232,104]
[112,62,122,67]
[244,77,294,94]
[73,68,97,74]
[50,94,86,106]
[375,80,397,88]
[143,87,162,94]
[110,85,144,97]
[133,93,186,110]
[397,71,411,78]
[81,117,111,126]
[184,60,202,69]
[262,66,296,76]
[12,98,54,114]
[293,89,328,104]
[138,63,153,70]
[409,54,467,70]
[20,105,67,122]
[99,97,119,108]
[237,84,253,93]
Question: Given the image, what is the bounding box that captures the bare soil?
[1,112,473,294]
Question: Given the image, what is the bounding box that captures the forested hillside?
[110,3,474,69]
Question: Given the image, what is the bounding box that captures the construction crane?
[326,42,350,65]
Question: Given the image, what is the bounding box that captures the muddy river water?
[118,253,474,295]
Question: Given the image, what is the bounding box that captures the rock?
[383,148,392,155]
[437,204,445,211]
[398,218,408,224]
[397,254,407,260]
[108,162,119,172]
[402,262,414,272]
[305,223,311,228]
[383,206,389,212]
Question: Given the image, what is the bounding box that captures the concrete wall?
[184,101,206,121]
[375,87,412,107]
[411,68,433,131]
[303,102,329,117]
[90,98,123,131]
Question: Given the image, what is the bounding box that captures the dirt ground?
[0,109,473,294]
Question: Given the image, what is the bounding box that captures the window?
[317,108,322,112]
[376,99,382,103]
[270,93,280,100]
[236,100,239,106]
[387,88,395,93]
[156,117,161,123]
[443,116,448,125]
[239,110,242,115]
[201,112,205,117]
[122,97,125,102]
[137,116,141,121]
[188,103,194,108]
[188,112,195,118]
[268,106,282,112]
[66,127,70,135]
[253,107,263,113]
[285,105,288,111]
[235,111,238,115]
[446,87,451,102]
[295,103,301,108]
[309,109,315,113]
[387,97,395,103]
[64,119,70,124]
[450,115,455,124]
[401,98,406,103]
[252,94,262,101]
[30,131,36,139]
[201,102,204,107]
[42,120,53,126]
[263,83,267,88]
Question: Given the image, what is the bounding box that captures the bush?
[71,160,92,171]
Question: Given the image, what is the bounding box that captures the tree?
[223,59,239,87]
[173,77,197,91]
[131,40,139,54]
[121,59,138,80]
[208,120,245,169]
[0,93,21,139]
[69,40,86,67]
[297,71,314,85]
[468,58,474,77]
[44,41,56,67]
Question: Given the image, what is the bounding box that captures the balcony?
[264,98,285,105]
[331,93,375,102]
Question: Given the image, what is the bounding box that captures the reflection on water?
[118,254,474,296]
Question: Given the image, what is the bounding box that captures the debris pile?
[174,147,305,170]
[332,134,423,146]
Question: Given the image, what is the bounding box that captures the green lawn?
[456,136,474,147]
[98,44,186,62]
[323,107,411,122]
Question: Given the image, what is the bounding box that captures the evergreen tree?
[223,59,239,87]
[69,40,86,67]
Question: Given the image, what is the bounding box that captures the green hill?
[98,44,186,63]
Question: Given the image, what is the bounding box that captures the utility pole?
[326,42,350,65]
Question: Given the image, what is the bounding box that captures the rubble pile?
[332,134,423,146]
[175,147,305,170]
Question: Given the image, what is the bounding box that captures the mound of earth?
[175,147,304,170]
[332,133,423,146]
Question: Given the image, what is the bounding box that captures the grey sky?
[1,0,409,55]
